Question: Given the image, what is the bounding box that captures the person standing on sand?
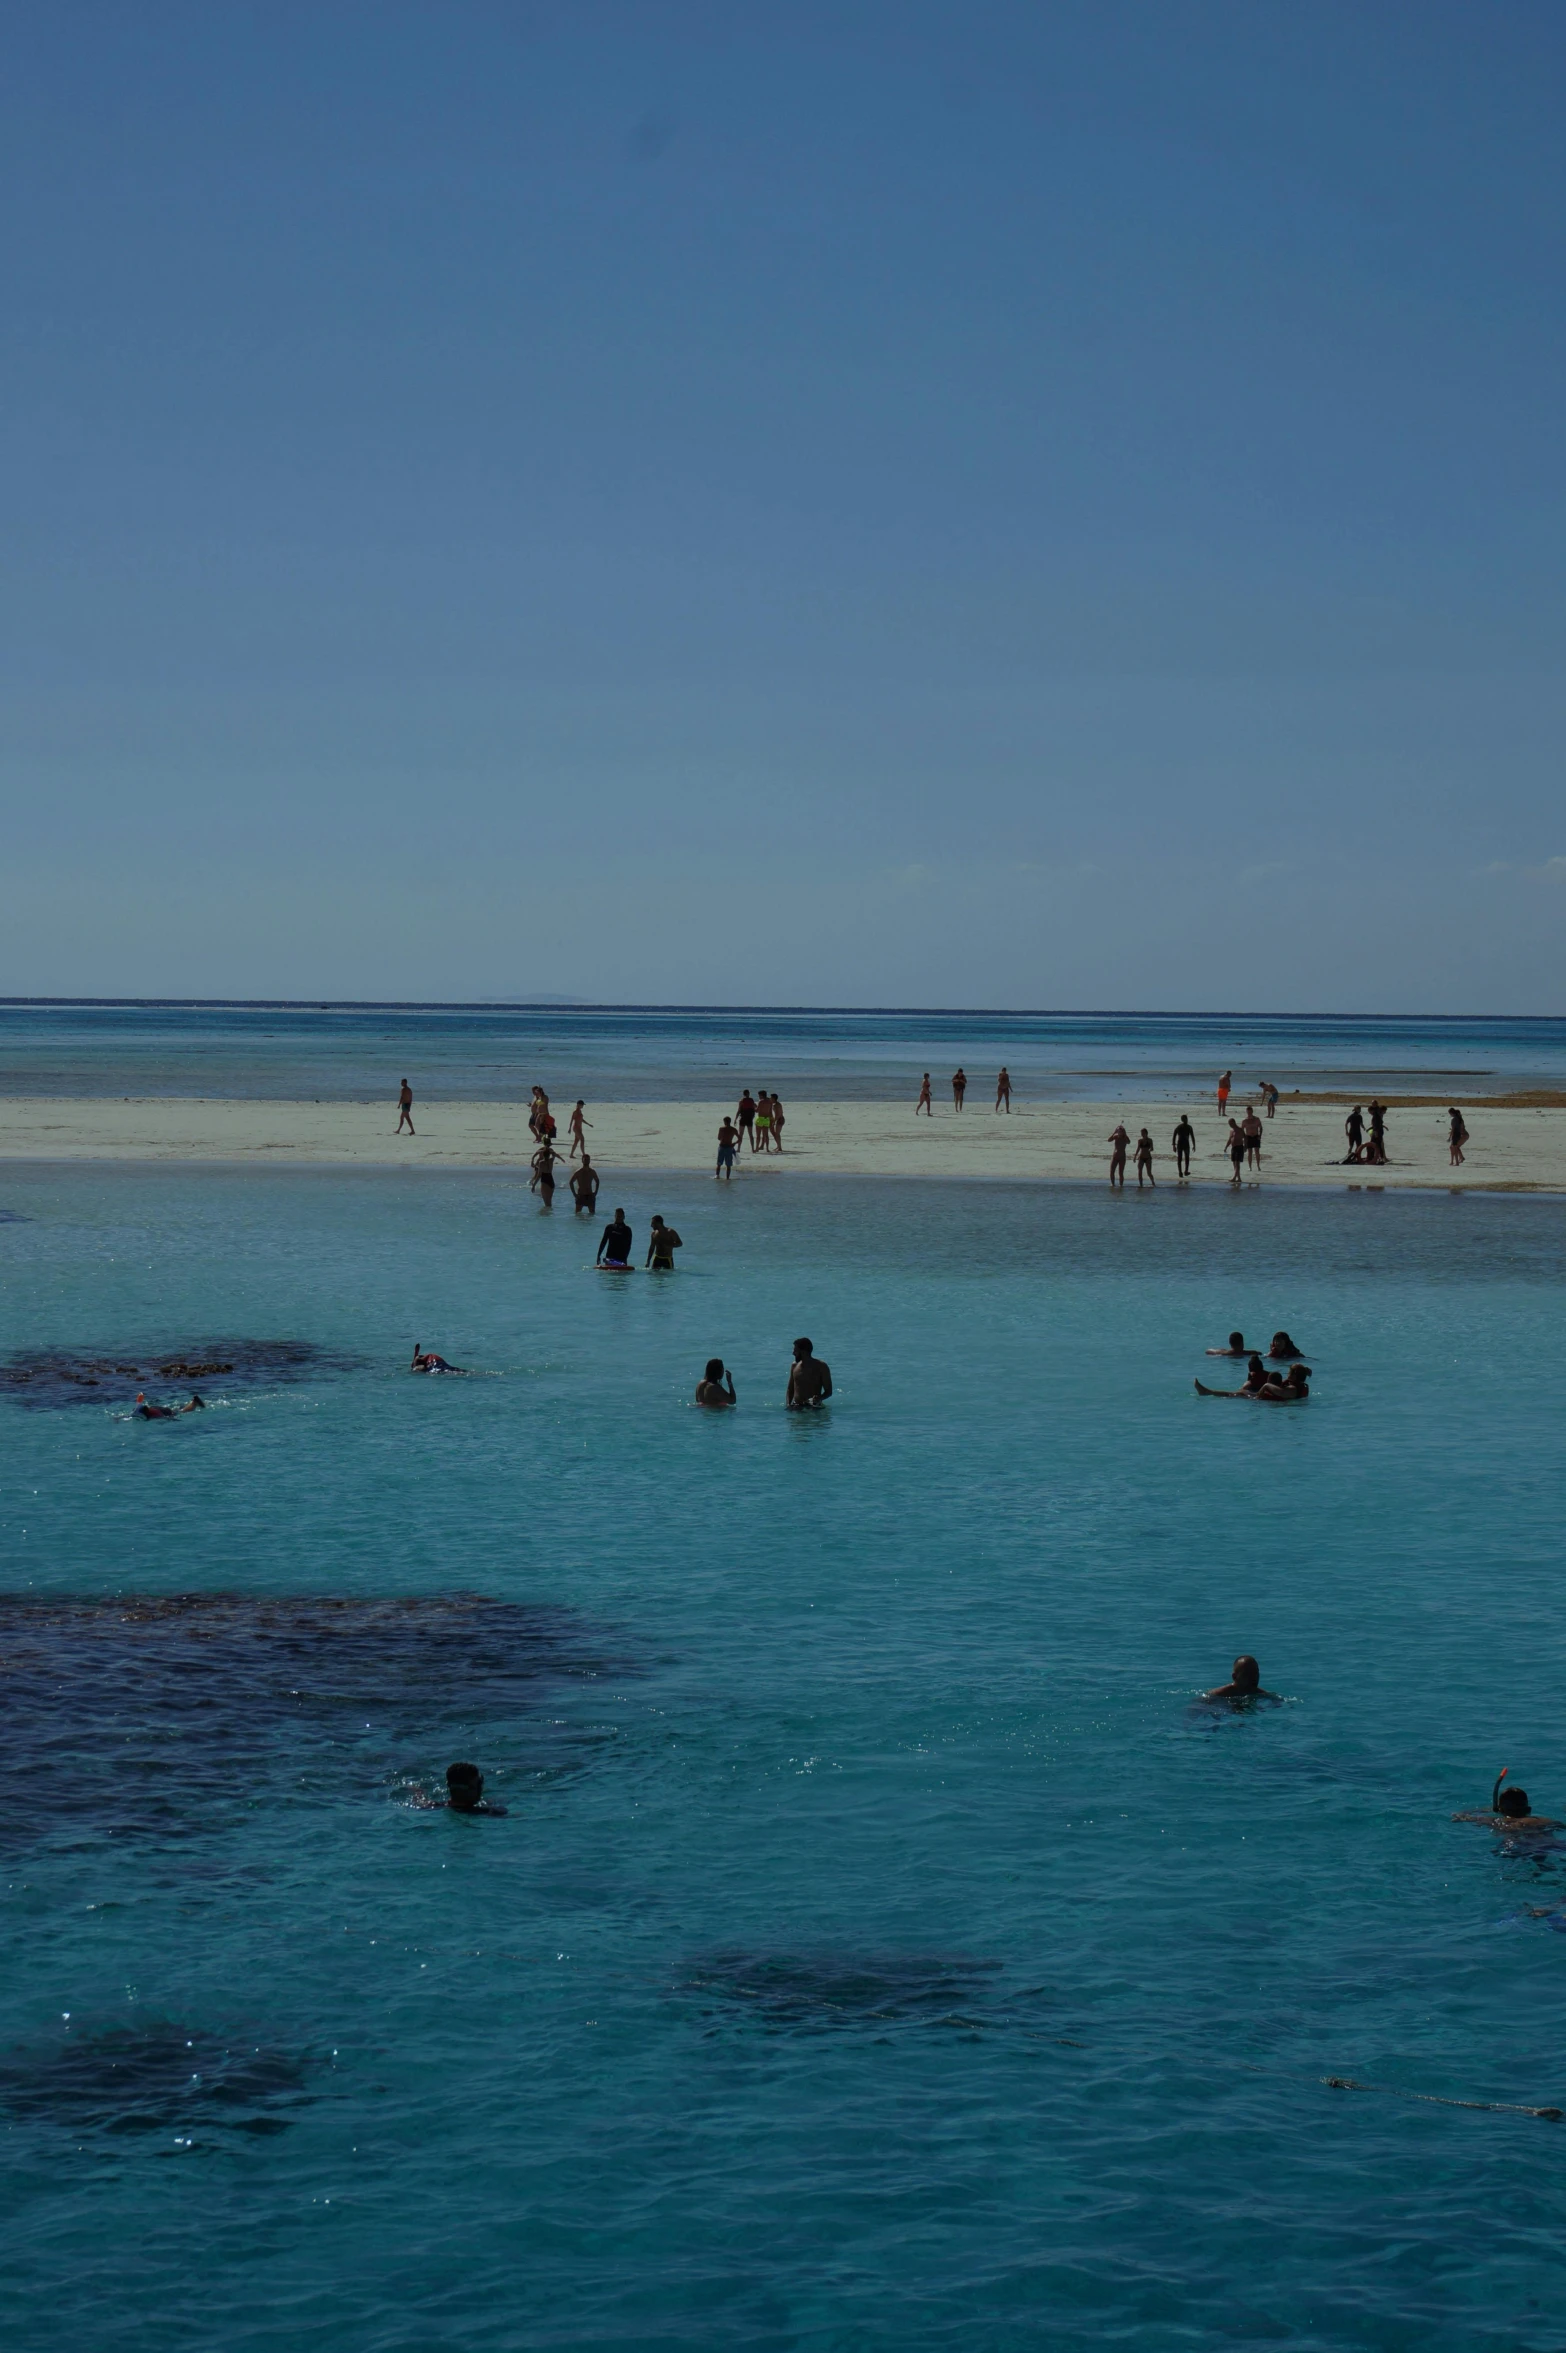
[568,1101,590,1159]
[995,1067,1012,1112]
[1217,1070,1232,1117]
[1134,1129,1156,1187]
[569,1154,600,1214]
[1108,1123,1129,1187]
[1242,1105,1263,1170]
[769,1095,786,1153]
[916,1073,933,1116]
[1366,1100,1388,1164]
[396,1079,415,1135]
[1262,1082,1279,1118]
[753,1093,773,1153]
[736,1090,756,1151]
[952,1068,967,1111]
[1172,1114,1196,1179]
[1227,1119,1246,1183]
[1449,1106,1469,1167]
[716,1117,739,1179]
[1343,1105,1364,1162]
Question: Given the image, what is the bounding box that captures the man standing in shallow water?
[786,1337,832,1409]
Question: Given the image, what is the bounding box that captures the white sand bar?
[1,1097,1563,1190]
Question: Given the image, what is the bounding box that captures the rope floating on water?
[1319,2074,1561,2121]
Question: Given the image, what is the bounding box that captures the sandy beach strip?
[2,1096,1564,1191]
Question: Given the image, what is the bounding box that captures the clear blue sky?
[3,1,1563,1008]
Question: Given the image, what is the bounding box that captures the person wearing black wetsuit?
[597,1211,634,1267]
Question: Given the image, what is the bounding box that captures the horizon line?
[0,999,1562,1023]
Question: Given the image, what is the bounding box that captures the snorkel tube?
[1492,1766,1510,1814]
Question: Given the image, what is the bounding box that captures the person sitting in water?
[1267,1331,1303,1359]
[1255,1365,1311,1402]
[597,1210,634,1267]
[1195,1356,1270,1397]
[410,1342,462,1373]
[1202,1654,1281,1705]
[134,1391,176,1419]
[695,1357,737,1408]
[1454,1769,1560,1833]
[446,1761,506,1814]
[645,1215,682,1270]
[1207,1332,1248,1357]
[786,1336,833,1410]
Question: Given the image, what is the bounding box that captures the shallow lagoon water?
[2,1163,1565,2349]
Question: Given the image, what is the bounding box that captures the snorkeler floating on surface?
[1202,1655,1282,1705]
[410,1343,464,1374]
[1453,1768,1560,1834]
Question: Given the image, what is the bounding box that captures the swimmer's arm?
[1194,1381,1244,1396]
[818,1365,833,1398]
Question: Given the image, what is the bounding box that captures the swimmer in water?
[1256,1365,1311,1401]
[409,1761,507,1814]
[786,1336,832,1410]
[1194,1355,1270,1397]
[180,1393,207,1412]
[645,1215,682,1270]
[1453,1768,1561,1834]
[1201,1655,1281,1705]
[597,1210,633,1267]
[1207,1332,1247,1357]
[133,1392,176,1419]
[1267,1331,1303,1359]
[695,1357,737,1407]
[410,1343,463,1374]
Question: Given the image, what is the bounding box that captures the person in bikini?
[529,1141,561,1204]
[995,1067,1012,1112]
[916,1073,933,1116]
[769,1096,786,1152]
[952,1068,967,1111]
[1134,1129,1156,1186]
[694,1357,737,1408]
[1217,1070,1232,1116]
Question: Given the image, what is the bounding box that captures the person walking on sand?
[1172,1114,1196,1179]
[569,1154,600,1214]
[1366,1099,1388,1164]
[736,1090,757,1151]
[952,1068,967,1111]
[1242,1104,1263,1170]
[1134,1129,1156,1187]
[995,1067,1012,1112]
[716,1117,739,1179]
[1448,1106,1469,1167]
[916,1073,933,1116]
[1226,1119,1246,1183]
[567,1100,591,1160]
[1217,1070,1232,1117]
[1108,1122,1130,1188]
[396,1078,415,1135]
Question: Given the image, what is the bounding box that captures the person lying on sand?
[695,1357,737,1408]
[1453,1769,1560,1834]
[1202,1655,1281,1705]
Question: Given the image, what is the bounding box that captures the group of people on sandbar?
[916,1067,1012,1113]
[732,1090,786,1154]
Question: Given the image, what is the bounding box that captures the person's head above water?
[704,1357,725,1382]
[611,1206,627,1222]
[1498,1785,1532,1817]
[446,1762,485,1812]
[793,1337,814,1360]
[1228,1331,1244,1351]
[1229,1655,1263,1692]
[1270,1331,1298,1354]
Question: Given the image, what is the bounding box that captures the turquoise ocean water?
[3,1146,1566,2347]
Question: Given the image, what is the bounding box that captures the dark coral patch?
[0,1338,353,1409]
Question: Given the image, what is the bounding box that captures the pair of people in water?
[594,1211,682,1269]
[1209,1329,1302,1358]
[694,1337,832,1411]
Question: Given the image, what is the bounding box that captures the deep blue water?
[2,1163,1566,2349]
[4,1000,1566,1102]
